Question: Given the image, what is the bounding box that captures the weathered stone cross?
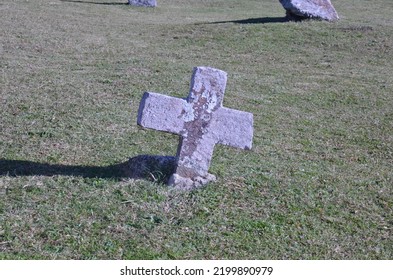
[137,66,253,188]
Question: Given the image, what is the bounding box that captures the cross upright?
[137,66,253,187]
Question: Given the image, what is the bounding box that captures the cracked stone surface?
[279,0,339,21]
[137,66,254,189]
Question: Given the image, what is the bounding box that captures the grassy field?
[0,0,392,259]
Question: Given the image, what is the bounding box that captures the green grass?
[0,0,392,259]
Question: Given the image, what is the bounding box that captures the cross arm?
[211,107,253,150]
[137,92,186,135]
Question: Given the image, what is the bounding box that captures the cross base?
[168,173,216,190]
[126,155,216,189]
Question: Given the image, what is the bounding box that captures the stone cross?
[128,0,157,7]
[137,67,253,188]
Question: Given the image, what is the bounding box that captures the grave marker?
[137,67,253,189]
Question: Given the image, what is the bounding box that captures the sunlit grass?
[0,0,392,259]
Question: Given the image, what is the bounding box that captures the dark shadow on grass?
[0,159,127,179]
[0,156,177,184]
[206,17,291,25]
[60,0,128,5]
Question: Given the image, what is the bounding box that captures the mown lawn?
[0,0,392,259]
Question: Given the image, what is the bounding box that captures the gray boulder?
[128,0,157,7]
[279,0,339,21]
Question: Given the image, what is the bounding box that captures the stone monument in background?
[128,0,157,7]
[279,0,339,21]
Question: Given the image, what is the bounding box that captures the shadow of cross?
[137,66,253,188]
